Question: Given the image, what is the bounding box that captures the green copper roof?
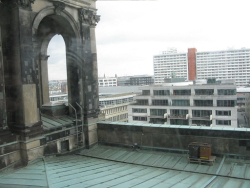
[0,145,250,187]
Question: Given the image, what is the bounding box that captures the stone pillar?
[39,55,50,105]
[0,25,7,130]
[3,1,43,140]
[78,8,101,148]
[78,8,100,119]
[39,54,50,105]
[90,25,100,115]
[0,0,44,167]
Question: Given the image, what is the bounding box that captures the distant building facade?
[99,86,141,94]
[196,49,250,86]
[128,79,238,127]
[100,93,136,122]
[154,48,250,86]
[153,49,188,84]
[236,88,250,109]
[98,77,117,87]
[117,76,131,86]
[117,75,154,86]
[61,82,67,93]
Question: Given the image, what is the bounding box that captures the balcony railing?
[169,114,188,119]
[191,116,210,120]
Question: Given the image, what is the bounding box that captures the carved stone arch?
[0,0,101,168]
[32,6,83,108]
[32,6,81,40]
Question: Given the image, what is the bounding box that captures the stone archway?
[0,0,100,139]
[34,13,81,107]
[0,0,101,169]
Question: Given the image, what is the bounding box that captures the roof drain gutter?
[68,103,78,148]
[76,102,83,146]
[201,155,226,188]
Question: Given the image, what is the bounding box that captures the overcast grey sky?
[48,0,250,80]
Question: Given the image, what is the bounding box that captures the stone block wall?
[97,122,250,157]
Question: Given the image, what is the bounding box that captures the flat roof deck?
[41,114,74,131]
[0,145,250,188]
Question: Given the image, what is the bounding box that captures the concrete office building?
[129,75,154,85]
[128,79,237,127]
[117,75,154,86]
[100,93,136,122]
[236,88,250,109]
[154,49,188,84]
[196,48,250,86]
[98,77,118,87]
[154,48,250,86]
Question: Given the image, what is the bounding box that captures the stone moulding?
[49,0,92,8]
[9,0,36,10]
[78,8,100,26]
[52,1,66,15]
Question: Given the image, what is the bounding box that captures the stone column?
[0,25,7,129]
[90,23,100,115]
[78,8,100,119]
[78,8,101,148]
[4,1,43,140]
[39,55,50,105]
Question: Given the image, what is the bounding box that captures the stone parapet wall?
[0,125,83,171]
[97,122,250,157]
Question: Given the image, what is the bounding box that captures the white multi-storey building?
[98,77,117,87]
[128,79,238,127]
[196,49,250,86]
[154,48,250,86]
[100,93,136,122]
[153,50,188,84]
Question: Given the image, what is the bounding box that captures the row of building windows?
[136,99,236,107]
[132,108,147,113]
[153,90,170,95]
[99,79,117,82]
[99,82,116,85]
[150,109,167,116]
[141,89,236,96]
[216,120,231,126]
[107,113,128,122]
[132,116,147,121]
[152,100,168,106]
[192,120,212,126]
[132,108,232,117]
[100,97,133,106]
[133,116,231,126]
[102,106,128,115]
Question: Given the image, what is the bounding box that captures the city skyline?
[48,0,250,80]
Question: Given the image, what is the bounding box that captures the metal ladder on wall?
[68,103,84,148]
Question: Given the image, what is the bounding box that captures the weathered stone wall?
[0,0,101,170]
[0,25,7,130]
[97,122,250,157]
[0,125,83,170]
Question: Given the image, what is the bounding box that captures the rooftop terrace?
[0,145,250,188]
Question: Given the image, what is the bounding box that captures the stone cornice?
[9,0,36,10]
[78,8,100,26]
[52,1,66,15]
[49,0,96,9]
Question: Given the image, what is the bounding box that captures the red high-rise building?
[188,48,197,81]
